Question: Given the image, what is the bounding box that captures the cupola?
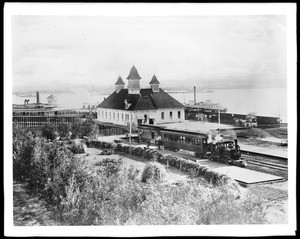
[149,74,160,92]
[115,76,125,93]
[126,65,141,94]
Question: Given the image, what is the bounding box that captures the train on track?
[138,125,247,167]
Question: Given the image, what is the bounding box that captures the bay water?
[12,88,287,123]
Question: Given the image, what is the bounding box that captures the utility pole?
[129,114,132,155]
[218,103,221,125]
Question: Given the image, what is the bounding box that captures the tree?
[57,121,71,139]
[42,123,57,140]
[81,116,98,138]
[70,118,83,139]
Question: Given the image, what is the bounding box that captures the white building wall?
[97,107,185,126]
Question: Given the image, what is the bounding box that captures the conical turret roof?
[126,65,142,80]
[115,76,125,85]
[149,74,160,84]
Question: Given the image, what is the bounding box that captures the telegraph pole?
[129,114,132,155]
[218,103,221,125]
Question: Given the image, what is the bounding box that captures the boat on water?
[185,100,227,114]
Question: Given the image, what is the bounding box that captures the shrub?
[81,116,99,138]
[132,147,144,156]
[157,154,166,164]
[149,150,159,161]
[69,141,87,154]
[41,123,57,140]
[13,130,266,225]
[94,157,123,177]
[142,148,152,159]
[100,149,114,155]
[141,162,167,183]
[57,122,71,139]
[116,143,124,152]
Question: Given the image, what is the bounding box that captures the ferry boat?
[13,92,83,130]
[185,100,227,114]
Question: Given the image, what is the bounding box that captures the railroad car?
[160,129,209,156]
[158,129,246,167]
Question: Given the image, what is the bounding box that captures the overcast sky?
[11,14,287,91]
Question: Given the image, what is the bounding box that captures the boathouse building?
[96,66,185,128]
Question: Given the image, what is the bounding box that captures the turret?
[115,76,125,93]
[149,75,160,92]
[126,65,141,94]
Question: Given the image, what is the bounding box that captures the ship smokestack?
[194,86,196,105]
[36,91,40,104]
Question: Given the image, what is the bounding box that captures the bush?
[13,131,266,225]
[116,143,124,152]
[149,150,159,161]
[57,122,71,139]
[100,149,114,155]
[41,123,57,140]
[132,147,144,156]
[94,157,123,177]
[81,116,99,138]
[81,140,239,188]
[69,141,87,154]
[141,162,167,183]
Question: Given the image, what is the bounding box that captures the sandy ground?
[249,181,288,224]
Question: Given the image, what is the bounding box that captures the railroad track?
[240,150,287,160]
[242,154,288,171]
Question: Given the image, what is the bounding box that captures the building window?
[122,113,124,121]
[117,113,119,121]
[109,112,111,120]
[113,113,115,120]
[105,112,107,119]
[178,111,181,119]
[161,112,164,120]
[170,111,173,119]
[102,111,104,118]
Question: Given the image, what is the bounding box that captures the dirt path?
[13,182,59,226]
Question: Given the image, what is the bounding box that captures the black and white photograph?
[4,2,297,237]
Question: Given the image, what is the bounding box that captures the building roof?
[97,88,184,111]
[149,75,160,84]
[126,65,142,80]
[47,94,56,99]
[115,76,125,85]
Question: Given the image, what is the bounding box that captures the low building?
[96,65,185,129]
[47,94,57,104]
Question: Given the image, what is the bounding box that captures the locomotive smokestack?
[234,139,238,149]
[36,91,40,104]
[194,86,196,105]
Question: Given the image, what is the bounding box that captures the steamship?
[184,87,281,127]
[13,92,82,130]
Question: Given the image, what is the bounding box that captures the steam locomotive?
[157,129,247,167]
